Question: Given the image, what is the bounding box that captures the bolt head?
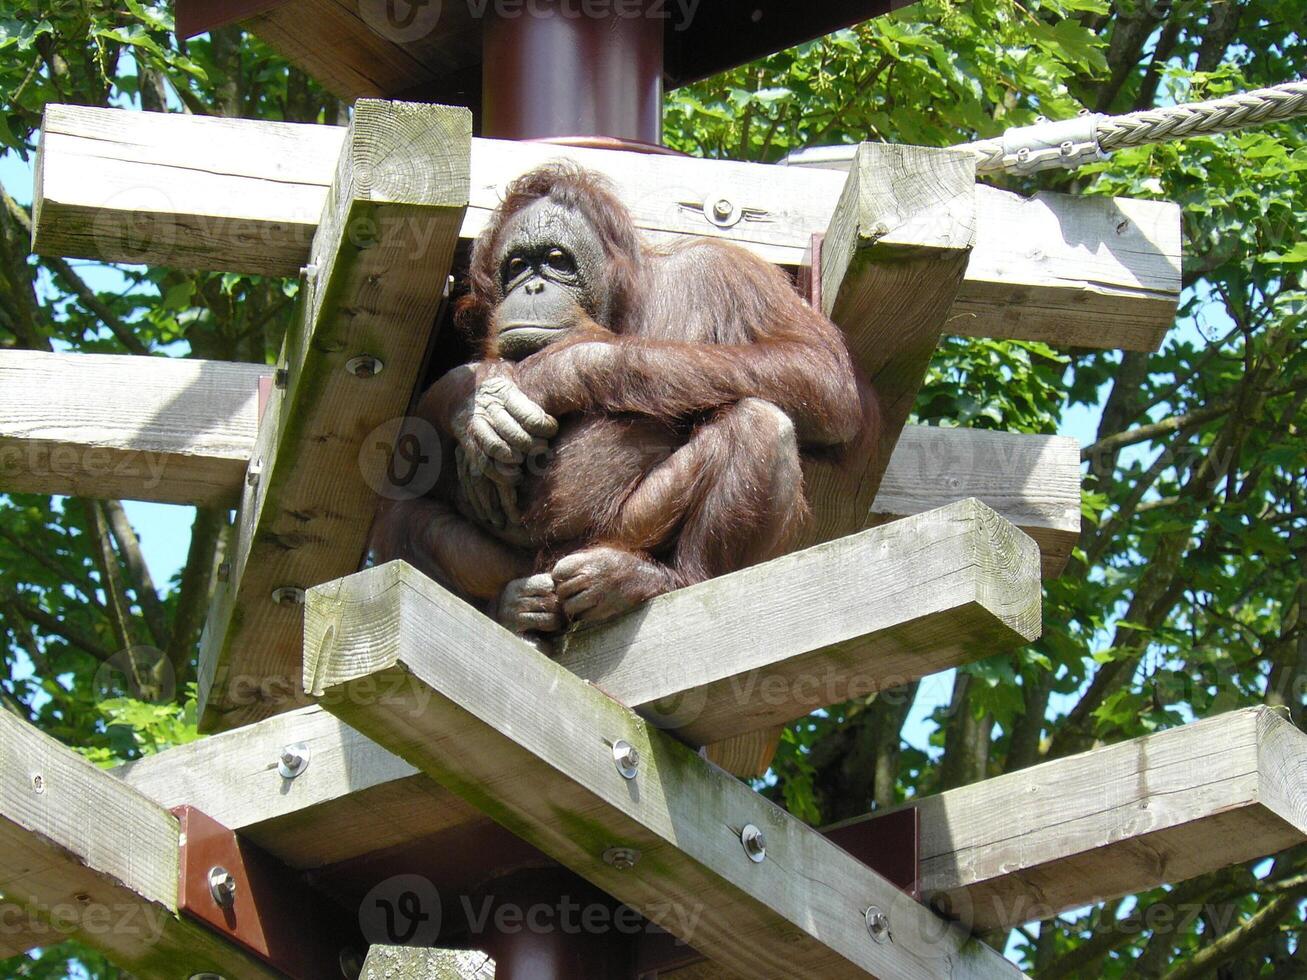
[612,739,639,779]
[345,354,384,379]
[278,741,311,778]
[602,846,641,871]
[208,866,237,907]
[741,824,766,862]
[274,367,289,389]
[864,905,891,944]
[30,772,45,794]
[270,586,305,607]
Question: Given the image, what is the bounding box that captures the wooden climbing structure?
[1,2,1304,978]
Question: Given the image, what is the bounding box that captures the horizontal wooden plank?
[876,427,1080,578]
[114,703,475,870]
[829,706,1307,931]
[34,104,1180,351]
[303,560,1026,980]
[0,709,278,975]
[307,499,1041,750]
[557,498,1041,746]
[118,706,1305,943]
[0,349,265,507]
[0,347,1080,577]
[196,100,472,732]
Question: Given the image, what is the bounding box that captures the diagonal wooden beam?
[34,104,1181,352]
[0,709,279,976]
[115,705,1307,944]
[197,100,471,732]
[804,141,977,548]
[828,705,1307,931]
[302,563,1027,980]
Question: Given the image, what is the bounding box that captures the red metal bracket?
[797,231,826,312]
[173,805,364,979]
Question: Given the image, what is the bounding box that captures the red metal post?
[481,0,664,144]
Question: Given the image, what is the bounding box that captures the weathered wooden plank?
[830,706,1307,931]
[33,105,1180,351]
[303,561,1027,980]
[117,706,1304,946]
[197,100,471,732]
[876,426,1080,578]
[361,946,496,980]
[0,709,279,976]
[0,346,1079,578]
[804,141,976,551]
[558,498,1040,746]
[115,703,476,869]
[0,349,266,507]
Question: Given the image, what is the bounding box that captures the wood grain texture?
[361,946,496,980]
[0,350,267,507]
[557,498,1040,746]
[33,105,1181,351]
[0,709,278,975]
[802,142,976,551]
[303,561,1027,980]
[0,344,1080,577]
[114,703,475,869]
[829,706,1307,931]
[197,100,471,732]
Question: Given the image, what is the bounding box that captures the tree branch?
[1160,879,1307,980]
[102,500,170,650]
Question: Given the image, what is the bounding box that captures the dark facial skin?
[491,198,611,360]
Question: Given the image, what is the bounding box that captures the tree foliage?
[1,0,1304,975]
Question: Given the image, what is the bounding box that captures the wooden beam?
[0,348,1080,578]
[308,498,1040,750]
[34,105,1181,351]
[303,564,1026,980]
[0,350,266,507]
[876,426,1079,578]
[804,141,976,549]
[197,100,471,732]
[117,705,1306,945]
[115,704,477,870]
[362,946,496,980]
[0,709,279,976]
[830,706,1307,931]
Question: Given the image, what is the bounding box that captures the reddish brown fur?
[374,163,878,628]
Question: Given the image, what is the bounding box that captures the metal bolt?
[338,947,365,979]
[208,866,237,907]
[1060,140,1076,156]
[189,974,226,980]
[278,741,311,778]
[246,456,263,488]
[602,846,641,871]
[270,586,305,607]
[712,198,732,219]
[274,367,289,389]
[1016,147,1031,162]
[30,772,45,795]
[301,263,318,281]
[217,561,232,583]
[864,905,891,944]
[612,739,639,779]
[741,824,766,863]
[345,354,384,379]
